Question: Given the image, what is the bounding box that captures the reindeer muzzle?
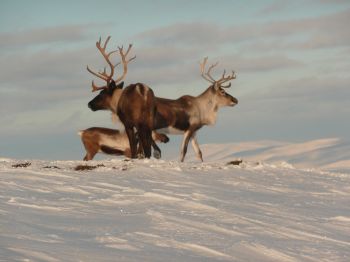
[230,97,238,106]
[88,101,97,111]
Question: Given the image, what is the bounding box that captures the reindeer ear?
[109,80,117,89]
[109,81,124,93]
[116,81,124,89]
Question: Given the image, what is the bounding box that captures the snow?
[188,138,350,173]
[1,139,350,261]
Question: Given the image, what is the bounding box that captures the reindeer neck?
[196,87,219,126]
[110,90,123,113]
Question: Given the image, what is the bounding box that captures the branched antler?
[218,70,236,88]
[86,36,135,92]
[200,57,216,84]
[114,44,136,84]
[199,57,236,88]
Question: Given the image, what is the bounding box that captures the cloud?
[0,47,94,116]
[129,45,203,68]
[0,45,106,121]
[241,75,350,122]
[136,22,222,47]
[218,54,303,73]
[248,8,350,50]
[0,24,111,118]
[0,48,86,84]
[135,8,350,51]
[258,0,291,15]
[258,0,350,16]
[263,76,350,101]
[309,0,350,5]
[0,24,93,50]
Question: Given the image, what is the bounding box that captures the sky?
[0,0,349,160]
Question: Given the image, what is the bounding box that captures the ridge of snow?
[182,138,350,172]
[1,139,349,261]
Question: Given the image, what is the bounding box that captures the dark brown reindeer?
[153,57,238,162]
[86,37,167,159]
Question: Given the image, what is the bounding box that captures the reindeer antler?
[87,36,131,92]
[217,70,236,88]
[114,44,136,84]
[200,57,217,84]
[199,57,236,88]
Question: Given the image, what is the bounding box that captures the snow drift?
[0,139,349,261]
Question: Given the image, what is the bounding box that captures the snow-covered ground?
[1,138,349,261]
[188,138,350,173]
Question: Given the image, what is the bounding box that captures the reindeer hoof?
[158,134,169,143]
[137,152,145,159]
[162,135,170,143]
[153,150,161,159]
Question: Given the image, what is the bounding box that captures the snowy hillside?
[185,138,350,173]
[1,140,350,261]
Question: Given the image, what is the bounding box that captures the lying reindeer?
[79,127,131,160]
[86,36,166,159]
[79,127,168,160]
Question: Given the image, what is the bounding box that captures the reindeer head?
[86,36,135,112]
[88,80,124,111]
[200,57,238,108]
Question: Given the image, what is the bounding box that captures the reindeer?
[86,36,167,159]
[78,127,168,161]
[153,57,238,162]
[78,127,131,160]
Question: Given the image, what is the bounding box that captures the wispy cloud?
[258,0,291,15]
[240,75,350,124]
[0,24,100,50]
[242,8,350,50]
[0,49,85,83]
[136,22,222,47]
[310,0,350,5]
[218,54,303,73]
[136,8,350,51]
[263,76,350,101]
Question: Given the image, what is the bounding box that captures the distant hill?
[183,138,350,173]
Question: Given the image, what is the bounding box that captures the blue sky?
[0,0,349,160]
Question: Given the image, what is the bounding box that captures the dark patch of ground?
[74,164,105,171]
[43,166,61,169]
[226,160,243,166]
[12,162,31,168]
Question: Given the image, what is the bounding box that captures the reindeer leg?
[151,131,166,159]
[137,142,145,159]
[151,139,161,159]
[152,131,169,143]
[82,141,98,161]
[84,150,97,161]
[191,134,203,162]
[180,130,193,162]
[125,126,137,158]
[135,132,145,159]
[138,125,152,158]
